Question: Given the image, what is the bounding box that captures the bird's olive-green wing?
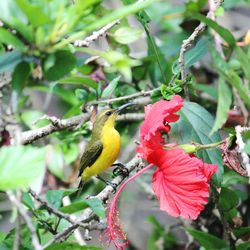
[78,141,103,177]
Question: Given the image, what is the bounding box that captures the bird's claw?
[112,163,129,178]
[108,182,118,193]
[113,167,129,177]
[96,175,117,193]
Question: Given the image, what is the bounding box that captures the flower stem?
[195,140,224,151]
[107,163,154,249]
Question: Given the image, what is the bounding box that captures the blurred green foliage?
[0,0,250,249]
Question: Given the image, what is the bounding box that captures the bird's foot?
[96,175,117,193]
[107,181,118,193]
[112,163,129,178]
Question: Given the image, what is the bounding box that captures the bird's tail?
[77,180,85,197]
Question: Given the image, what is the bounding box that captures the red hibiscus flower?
[151,148,217,219]
[137,95,218,220]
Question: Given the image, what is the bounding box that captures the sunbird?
[77,103,133,195]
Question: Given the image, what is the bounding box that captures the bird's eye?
[105,111,112,116]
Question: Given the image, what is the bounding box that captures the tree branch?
[28,189,76,225]
[42,156,144,249]
[16,114,88,145]
[74,20,120,47]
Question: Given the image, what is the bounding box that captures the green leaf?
[0,146,45,190]
[45,190,65,209]
[45,242,102,250]
[30,84,78,106]
[42,51,76,81]
[0,27,26,51]
[0,232,6,244]
[75,89,88,101]
[236,242,250,250]
[224,207,237,221]
[84,0,155,33]
[234,189,248,201]
[60,198,105,218]
[0,51,22,73]
[186,228,229,250]
[194,83,218,100]
[113,27,143,44]
[45,189,76,209]
[58,76,98,89]
[173,38,208,74]
[191,13,236,47]
[54,0,155,50]
[235,47,250,80]
[209,45,250,109]
[226,70,250,109]
[11,61,31,94]
[46,145,64,180]
[171,101,224,185]
[219,187,239,212]
[210,77,232,134]
[234,227,250,238]
[103,50,140,82]
[59,201,89,214]
[101,76,120,98]
[16,0,50,27]
[146,30,169,85]
[3,225,32,250]
[22,192,35,210]
[222,171,248,187]
[147,216,164,232]
[63,144,79,165]
[0,0,33,43]
[85,198,105,218]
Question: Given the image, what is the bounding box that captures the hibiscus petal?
[140,95,183,141]
[152,149,218,220]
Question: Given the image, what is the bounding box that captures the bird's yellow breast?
[82,119,120,181]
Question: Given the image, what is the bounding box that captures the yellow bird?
[77,103,133,194]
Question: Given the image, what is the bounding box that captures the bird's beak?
[115,103,135,114]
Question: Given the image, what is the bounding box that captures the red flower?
[140,95,183,141]
[151,148,218,220]
[136,95,218,220]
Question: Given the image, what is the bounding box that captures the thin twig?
[42,156,143,249]
[74,20,120,47]
[7,191,42,250]
[83,88,157,108]
[28,189,75,225]
[178,0,224,99]
[13,191,21,250]
[208,0,225,58]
